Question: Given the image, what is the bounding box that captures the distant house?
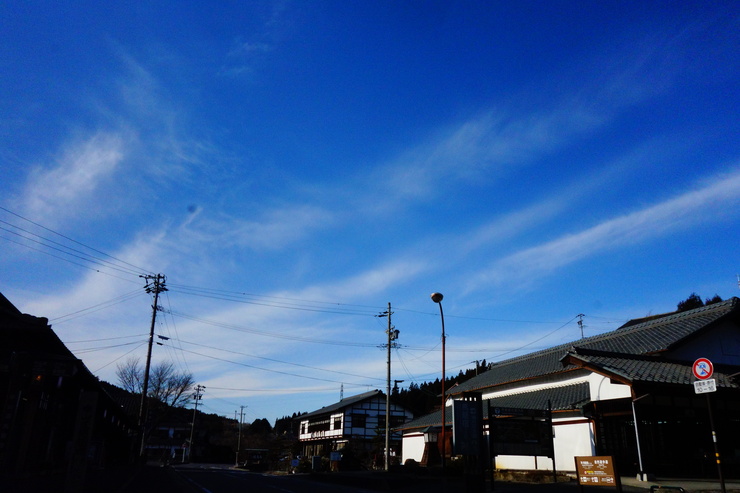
[296,389,413,465]
[397,298,740,479]
[0,293,135,481]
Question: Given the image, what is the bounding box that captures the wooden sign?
[575,456,618,487]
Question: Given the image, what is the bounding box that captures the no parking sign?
[692,358,714,380]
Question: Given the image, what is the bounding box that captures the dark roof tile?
[452,298,738,395]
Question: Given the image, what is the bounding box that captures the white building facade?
[398,299,740,478]
[297,389,413,463]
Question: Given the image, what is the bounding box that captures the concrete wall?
[588,372,631,401]
[401,432,426,464]
[493,418,594,472]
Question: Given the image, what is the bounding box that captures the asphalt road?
[171,463,379,493]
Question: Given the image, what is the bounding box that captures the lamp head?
[430,292,444,303]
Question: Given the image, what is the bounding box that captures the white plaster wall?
[494,420,594,472]
[588,373,631,401]
[553,421,594,471]
[481,375,589,401]
[402,433,426,464]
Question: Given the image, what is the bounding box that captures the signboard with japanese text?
[575,456,617,486]
[452,397,483,455]
[694,378,717,394]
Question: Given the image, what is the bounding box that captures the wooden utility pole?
[189,384,205,462]
[378,303,399,471]
[235,405,245,467]
[138,273,167,459]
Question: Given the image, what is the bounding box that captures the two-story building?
[297,389,413,466]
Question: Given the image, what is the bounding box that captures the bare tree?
[116,357,194,408]
[149,360,194,408]
[115,356,143,393]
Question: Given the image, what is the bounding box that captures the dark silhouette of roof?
[298,389,385,420]
[400,298,740,432]
[397,381,590,431]
[451,297,738,395]
[562,347,740,388]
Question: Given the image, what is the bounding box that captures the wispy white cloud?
[171,204,336,252]
[352,94,611,218]
[466,165,740,294]
[18,132,127,226]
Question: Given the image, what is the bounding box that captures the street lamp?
[430,292,446,470]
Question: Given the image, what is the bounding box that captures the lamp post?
[430,292,446,470]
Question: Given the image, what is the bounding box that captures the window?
[351,413,366,428]
[334,417,342,430]
[308,419,331,433]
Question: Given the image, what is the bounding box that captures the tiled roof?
[397,381,590,431]
[100,380,142,418]
[451,298,738,395]
[299,389,383,420]
[563,348,740,388]
[487,381,591,410]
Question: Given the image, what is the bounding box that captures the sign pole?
[706,393,726,493]
[548,399,556,484]
[692,357,725,493]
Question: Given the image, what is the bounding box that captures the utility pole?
[378,303,399,471]
[138,273,167,459]
[235,405,245,467]
[189,384,205,462]
[577,313,585,339]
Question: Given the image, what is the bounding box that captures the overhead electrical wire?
[167,283,384,311]
[0,206,151,275]
[0,232,142,285]
[159,291,192,375]
[167,309,382,348]
[65,333,149,343]
[167,284,382,317]
[162,343,380,387]
[0,222,142,278]
[73,340,147,354]
[166,336,385,383]
[207,384,368,393]
[92,341,149,373]
[50,289,146,324]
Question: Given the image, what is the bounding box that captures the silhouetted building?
[0,293,135,482]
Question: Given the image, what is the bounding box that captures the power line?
[164,344,380,387]
[167,309,382,347]
[64,333,149,343]
[167,283,384,311]
[0,206,152,274]
[0,233,142,285]
[50,289,146,324]
[0,222,143,277]
[207,384,368,393]
[73,340,148,354]
[166,337,385,382]
[162,291,191,375]
[167,285,382,316]
[92,341,149,373]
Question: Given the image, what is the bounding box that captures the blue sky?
[1,1,738,424]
